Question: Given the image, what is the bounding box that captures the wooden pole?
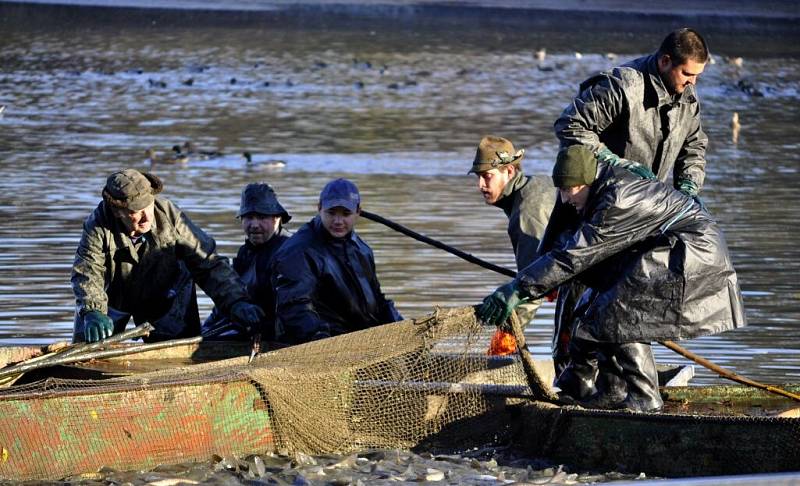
[660,340,800,402]
[363,209,800,403]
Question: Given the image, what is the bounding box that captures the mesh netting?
[0,306,541,481]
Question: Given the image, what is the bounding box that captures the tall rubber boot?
[579,347,627,409]
[616,342,663,412]
[554,336,599,401]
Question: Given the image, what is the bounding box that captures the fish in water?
[243,152,286,169]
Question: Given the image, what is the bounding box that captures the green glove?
[230,301,265,335]
[596,147,657,180]
[676,178,699,197]
[478,281,529,328]
[83,310,114,343]
[676,178,707,210]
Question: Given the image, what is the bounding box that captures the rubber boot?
[578,348,628,409]
[615,342,663,412]
[554,337,599,402]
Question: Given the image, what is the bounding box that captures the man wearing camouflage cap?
[202,182,292,340]
[271,178,402,344]
[469,136,555,326]
[71,169,265,343]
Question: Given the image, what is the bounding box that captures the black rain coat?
[554,54,708,191]
[518,164,746,343]
[202,232,289,340]
[271,216,402,344]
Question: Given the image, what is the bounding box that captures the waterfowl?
[182,141,223,159]
[243,152,286,169]
[145,147,188,165]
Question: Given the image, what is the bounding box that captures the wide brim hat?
[237,182,291,223]
[468,135,525,174]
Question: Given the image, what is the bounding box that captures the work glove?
[596,146,657,180]
[230,301,266,335]
[676,178,707,211]
[478,281,529,328]
[83,310,114,343]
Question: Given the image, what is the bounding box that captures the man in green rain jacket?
[71,169,265,343]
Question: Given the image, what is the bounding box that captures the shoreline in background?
[2,0,799,39]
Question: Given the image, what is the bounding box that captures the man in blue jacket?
[271,178,402,345]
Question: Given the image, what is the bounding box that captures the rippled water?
[1,7,800,485]
[2,11,799,389]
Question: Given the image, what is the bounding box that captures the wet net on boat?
[0,306,543,480]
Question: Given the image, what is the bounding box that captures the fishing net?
[0,306,548,481]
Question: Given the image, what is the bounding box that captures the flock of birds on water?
[2,49,756,163]
[145,141,287,169]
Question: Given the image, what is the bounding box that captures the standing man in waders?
[479,145,745,412]
[547,27,711,373]
[468,136,555,328]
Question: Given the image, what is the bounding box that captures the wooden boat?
[0,339,797,481]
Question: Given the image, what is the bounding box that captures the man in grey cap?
[71,169,265,343]
[202,182,291,341]
[271,178,403,345]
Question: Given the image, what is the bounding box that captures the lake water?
[1,8,799,388]
[2,5,800,484]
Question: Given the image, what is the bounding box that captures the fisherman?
[468,136,555,324]
[549,28,711,371]
[479,145,746,412]
[554,27,709,196]
[271,178,403,344]
[202,182,291,340]
[71,169,265,343]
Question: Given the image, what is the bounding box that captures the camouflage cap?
[237,182,291,223]
[468,136,525,174]
[552,145,598,188]
[102,169,162,211]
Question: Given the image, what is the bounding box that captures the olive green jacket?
[493,172,556,271]
[71,197,248,322]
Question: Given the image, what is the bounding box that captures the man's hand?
[83,310,114,342]
[478,281,528,328]
[596,146,657,180]
[230,301,265,335]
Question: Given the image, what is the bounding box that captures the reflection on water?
[1,20,799,388]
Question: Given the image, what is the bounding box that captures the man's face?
[113,203,155,237]
[658,55,705,95]
[319,206,359,238]
[558,185,591,212]
[476,166,514,204]
[241,213,281,246]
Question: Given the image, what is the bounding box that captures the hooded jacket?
[493,171,555,271]
[271,216,402,344]
[554,54,708,190]
[71,197,249,330]
[517,164,745,343]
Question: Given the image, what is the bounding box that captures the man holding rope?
[479,145,745,412]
